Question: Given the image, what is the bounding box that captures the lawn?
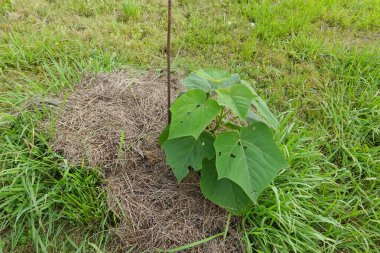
[0,0,379,252]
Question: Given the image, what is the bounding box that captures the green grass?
[1,0,379,252]
[0,109,114,252]
[121,0,141,20]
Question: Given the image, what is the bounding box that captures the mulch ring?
[44,69,244,252]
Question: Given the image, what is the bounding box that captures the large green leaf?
[183,69,241,91]
[200,158,251,215]
[163,131,215,181]
[241,80,279,130]
[214,123,287,203]
[216,83,255,119]
[169,89,220,139]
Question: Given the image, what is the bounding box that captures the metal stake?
[167,0,172,124]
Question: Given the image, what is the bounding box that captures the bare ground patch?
[45,70,243,252]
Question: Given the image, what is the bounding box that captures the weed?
[121,0,141,20]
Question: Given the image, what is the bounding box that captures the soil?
[45,70,243,252]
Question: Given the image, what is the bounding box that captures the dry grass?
[47,70,242,252]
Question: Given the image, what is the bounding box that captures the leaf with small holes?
[200,158,251,215]
[168,89,221,139]
[214,122,287,203]
[217,83,255,119]
[183,69,241,91]
[163,131,215,181]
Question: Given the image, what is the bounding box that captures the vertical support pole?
[167,0,172,124]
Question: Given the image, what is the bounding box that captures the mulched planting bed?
[46,70,243,252]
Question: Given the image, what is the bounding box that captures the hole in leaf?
[237,141,241,146]
[230,154,236,158]
[218,152,221,156]
[243,146,247,150]
[180,121,183,123]
[196,104,201,108]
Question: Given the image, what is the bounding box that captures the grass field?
[1,0,379,252]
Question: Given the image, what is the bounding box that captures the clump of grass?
[0,109,114,252]
[121,0,141,20]
[0,0,13,15]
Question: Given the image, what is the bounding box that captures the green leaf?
[169,89,221,139]
[200,158,251,215]
[183,69,240,91]
[251,97,279,130]
[182,72,213,91]
[214,123,287,203]
[246,110,272,127]
[163,132,215,181]
[241,80,279,130]
[159,125,170,146]
[222,121,241,131]
[216,83,255,119]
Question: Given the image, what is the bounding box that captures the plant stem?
[211,108,225,133]
[223,213,232,241]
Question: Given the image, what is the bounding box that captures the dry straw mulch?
[46,70,243,252]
